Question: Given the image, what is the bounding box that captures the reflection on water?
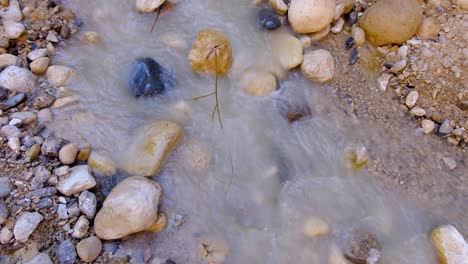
[49,0,446,262]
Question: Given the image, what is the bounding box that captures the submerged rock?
[123,121,183,177]
[342,230,381,264]
[241,69,277,97]
[272,33,303,70]
[431,225,468,264]
[301,49,335,82]
[258,8,281,30]
[288,0,335,33]
[135,0,166,13]
[360,0,422,46]
[188,30,232,74]
[46,65,75,86]
[128,57,174,97]
[94,176,162,240]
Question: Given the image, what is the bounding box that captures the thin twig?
[150,5,163,33]
[225,151,234,196]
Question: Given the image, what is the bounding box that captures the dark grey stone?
[258,8,281,30]
[26,187,57,199]
[57,240,77,264]
[128,58,174,97]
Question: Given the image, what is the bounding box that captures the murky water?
[45,0,458,263]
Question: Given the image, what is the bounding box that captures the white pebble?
[442,157,456,170]
[421,120,435,134]
[410,107,426,117]
[405,91,419,108]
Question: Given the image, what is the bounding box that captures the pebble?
[421,120,435,134]
[146,213,167,232]
[344,10,358,26]
[409,107,426,117]
[288,0,335,33]
[57,204,69,219]
[377,73,392,91]
[342,230,381,264]
[24,253,53,264]
[135,0,166,12]
[431,225,468,264]
[241,69,277,96]
[88,151,117,176]
[405,91,419,108]
[0,227,13,244]
[304,217,330,238]
[417,16,440,39]
[25,187,56,199]
[269,0,288,15]
[0,125,21,138]
[2,20,25,39]
[57,240,77,264]
[77,236,102,262]
[37,108,54,123]
[30,165,51,190]
[128,57,173,97]
[7,136,20,152]
[0,177,11,198]
[0,65,37,93]
[59,143,78,165]
[345,36,355,50]
[0,93,26,110]
[27,48,48,61]
[349,48,359,65]
[439,119,454,134]
[351,26,366,46]
[57,165,96,196]
[390,59,407,73]
[9,118,22,126]
[0,54,19,70]
[330,17,344,33]
[160,33,187,50]
[13,211,43,242]
[76,146,91,161]
[46,65,75,86]
[272,33,303,70]
[82,31,100,44]
[32,92,54,109]
[36,197,53,209]
[11,111,37,124]
[46,31,58,42]
[442,157,457,170]
[30,57,50,74]
[188,29,232,74]
[258,8,281,30]
[41,137,62,157]
[301,49,335,82]
[78,191,97,219]
[94,176,162,240]
[0,203,8,224]
[72,215,89,238]
[0,0,23,22]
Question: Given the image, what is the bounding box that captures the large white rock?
[135,0,166,12]
[13,212,43,242]
[122,121,183,177]
[2,20,25,39]
[301,49,335,82]
[57,165,96,196]
[288,0,336,33]
[94,176,162,240]
[0,0,23,21]
[272,32,303,70]
[431,225,468,264]
[0,65,37,93]
[0,54,20,70]
[46,65,75,86]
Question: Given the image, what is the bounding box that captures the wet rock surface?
[341,230,381,264]
[258,8,281,30]
[128,57,174,97]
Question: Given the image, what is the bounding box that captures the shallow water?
[46,0,455,262]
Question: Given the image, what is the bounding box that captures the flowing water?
[45,0,464,263]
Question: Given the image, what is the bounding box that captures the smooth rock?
[405,91,419,108]
[82,31,100,44]
[57,165,96,196]
[410,107,426,117]
[30,57,50,74]
[309,24,331,40]
[417,17,440,39]
[188,30,232,74]
[0,0,23,21]
[0,125,21,138]
[2,20,25,39]
[123,121,183,177]
[272,32,303,70]
[304,217,330,238]
[76,146,91,161]
[421,119,435,134]
[57,240,77,264]
[0,93,25,110]
[331,17,344,33]
[41,137,62,157]
[352,26,366,47]
[335,0,354,19]
[269,0,288,15]
[135,0,165,12]
[24,253,53,264]
[13,211,43,242]
[37,108,54,123]
[288,0,335,33]
[439,119,454,134]
[59,143,78,165]
[301,49,335,82]
[360,0,422,46]
[7,136,19,151]
[27,48,47,61]
[11,111,36,124]
[79,190,97,219]
[0,203,7,224]
[442,157,457,170]
[0,227,13,244]
[0,177,11,198]
[88,151,116,176]
[77,236,102,262]
[342,230,381,264]
[72,215,89,238]
[46,65,75,86]
[258,8,281,30]
[0,54,19,70]
[0,65,37,93]
[146,213,167,232]
[94,176,162,240]
[46,31,58,42]
[431,225,468,264]
[52,96,78,108]
[241,69,277,96]
[128,57,173,97]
